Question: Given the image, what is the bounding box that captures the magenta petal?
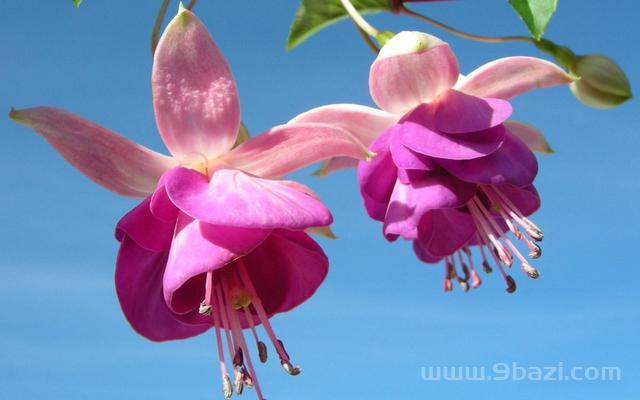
[150,171,179,222]
[242,230,328,316]
[416,208,476,258]
[389,129,437,171]
[115,236,210,342]
[383,172,477,239]
[153,9,240,158]
[496,184,540,216]
[435,90,512,134]
[412,240,443,264]
[165,167,332,229]
[115,197,176,252]
[435,133,538,187]
[357,130,397,220]
[164,216,271,314]
[396,105,506,160]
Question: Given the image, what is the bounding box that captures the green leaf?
[508,0,557,40]
[72,0,83,8]
[287,0,392,50]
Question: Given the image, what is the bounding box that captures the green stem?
[340,0,380,37]
[353,21,380,54]
[150,0,170,56]
[400,6,533,44]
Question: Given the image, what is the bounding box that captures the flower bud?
[570,55,632,109]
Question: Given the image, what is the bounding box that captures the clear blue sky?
[1,1,638,399]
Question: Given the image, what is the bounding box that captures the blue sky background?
[1,1,638,399]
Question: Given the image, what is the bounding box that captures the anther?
[471,270,482,288]
[222,374,233,399]
[457,279,470,293]
[258,341,268,363]
[443,278,453,292]
[198,302,212,316]
[482,260,493,274]
[526,240,542,259]
[523,263,540,279]
[234,368,244,395]
[241,367,254,388]
[505,275,517,294]
[460,263,470,282]
[232,347,244,367]
[281,360,302,376]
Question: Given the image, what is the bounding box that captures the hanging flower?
[10,7,369,399]
[290,31,570,292]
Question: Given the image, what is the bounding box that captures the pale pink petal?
[288,104,399,147]
[435,90,512,134]
[313,157,359,176]
[504,121,554,154]
[165,167,332,229]
[153,9,240,159]
[10,107,175,197]
[164,215,271,314]
[456,56,572,99]
[370,43,459,113]
[222,123,371,179]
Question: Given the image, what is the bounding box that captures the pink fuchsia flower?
[291,31,571,292]
[10,7,369,399]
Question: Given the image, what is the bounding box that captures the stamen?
[210,274,232,399]
[505,275,517,293]
[476,236,494,274]
[468,200,513,268]
[490,186,544,241]
[475,197,542,283]
[442,261,453,292]
[200,271,214,316]
[237,262,291,362]
[463,247,482,288]
[221,271,265,400]
[242,306,268,363]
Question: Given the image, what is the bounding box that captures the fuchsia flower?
[10,8,369,399]
[291,31,572,293]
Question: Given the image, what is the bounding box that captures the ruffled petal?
[395,105,506,160]
[370,33,459,113]
[504,121,554,154]
[242,230,328,317]
[434,90,512,134]
[455,56,572,99]
[163,215,271,314]
[357,130,397,220]
[496,184,540,217]
[288,104,398,147]
[10,107,175,197]
[389,130,438,170]
[152,9,240,159]
[435,133,538,187]
[416,208,476,258]
[115,197,176,252]
[165,167,332,229]
[412,240,443,264]
[383,172,477,239]
[222,123,371,179]
[115,236,210,342]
